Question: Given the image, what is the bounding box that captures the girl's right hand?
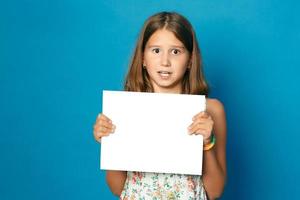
[93,113,116,143]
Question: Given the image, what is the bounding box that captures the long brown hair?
[124,11,209,95]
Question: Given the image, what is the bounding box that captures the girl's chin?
[153,83,182,93]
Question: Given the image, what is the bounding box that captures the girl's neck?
[153,85,182,94]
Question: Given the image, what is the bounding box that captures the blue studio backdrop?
[1,0,299,199]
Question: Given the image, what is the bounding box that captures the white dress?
[120,171,207,200]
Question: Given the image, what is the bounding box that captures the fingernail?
[111,126,116,133]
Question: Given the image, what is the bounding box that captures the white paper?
[100,90,206,175]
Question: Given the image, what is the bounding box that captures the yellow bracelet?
[203,134,216,151]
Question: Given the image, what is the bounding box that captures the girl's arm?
[106,170,127,196]
[93,114,127,196]
[202,98,227,199]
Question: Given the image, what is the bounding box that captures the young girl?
[93,12,227,200]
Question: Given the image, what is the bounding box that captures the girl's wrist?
[203,134,216,151]
[204,139,210,145]
[204,134,212,145]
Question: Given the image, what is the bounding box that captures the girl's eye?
[172,49,181,55]
[152,48,160,54]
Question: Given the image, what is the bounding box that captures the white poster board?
[100,90,206,175]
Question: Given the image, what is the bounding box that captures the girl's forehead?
[146,29,184,46]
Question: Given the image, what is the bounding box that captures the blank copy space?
[100,90,206,175]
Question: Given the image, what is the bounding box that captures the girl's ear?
[142,55,146,67]
[188,59,192,69]
[142,58,146,69]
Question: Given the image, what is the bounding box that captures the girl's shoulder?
[205,98,226,118]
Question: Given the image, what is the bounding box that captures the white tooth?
[160,73,169,77]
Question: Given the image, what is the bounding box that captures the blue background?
[1,0,299,199]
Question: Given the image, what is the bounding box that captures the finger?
[191,118,207,126]
[95,116,115,132]
[191,128,211,141]
[99,114,112,123]
[93,125,108,140]
[97,129,111,137]
[99,119,114,130]
[96,113,112,124]
[190,127,207,137]
[188,123,207,135]
[94,132,106,143]
[93,129,103,141]
[93,114,114,142]
[188,118,211,132]
[93,130,101,141]
[192,111,209,121]
[194,118,213,127]
[192,112,202,121]
[94,127,111,141]
[189,120,213,134]
[94,124,115,136]
[189,121,214,143]
[202,111,210,118]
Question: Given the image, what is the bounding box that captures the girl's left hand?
[188,111,214,144]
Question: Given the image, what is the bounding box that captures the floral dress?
[120,171,207,200]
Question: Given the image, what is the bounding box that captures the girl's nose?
[161,52,171,67]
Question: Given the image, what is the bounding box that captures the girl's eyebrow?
[147,45,186,49]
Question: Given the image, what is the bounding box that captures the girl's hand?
[93,113,116,143]
[188,111,214,144]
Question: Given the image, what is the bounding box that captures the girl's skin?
[93,29,226,200]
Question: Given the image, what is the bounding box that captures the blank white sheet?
[100,90,206,175]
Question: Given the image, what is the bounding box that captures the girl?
[93,12,227,200]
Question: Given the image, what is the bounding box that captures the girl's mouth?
[158,71,172,79]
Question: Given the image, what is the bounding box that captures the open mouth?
[158,71,172,74]
[158,71,172,78]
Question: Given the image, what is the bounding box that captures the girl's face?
[143,29,190,93]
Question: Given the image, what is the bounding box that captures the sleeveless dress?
[120,171,207,200]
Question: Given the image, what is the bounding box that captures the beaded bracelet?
[203,134,216,151]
